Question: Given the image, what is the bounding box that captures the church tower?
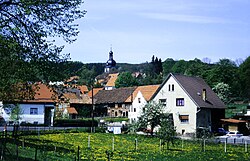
[104,48,116,73]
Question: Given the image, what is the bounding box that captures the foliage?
[78,65,97,87]
[137,101,165,136]
[0,0,86,101]
[239,56,250,99]
[9,104,23,123]
[212,82,231,103]
[53,118,98,127]
[158,114,176,149]
[102,117,129,123]
[162,58,176,76]
[115,72,138,88]
[7,133,250,160]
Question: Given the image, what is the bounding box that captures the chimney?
[202,89,207,101]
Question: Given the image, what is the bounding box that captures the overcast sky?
[58,0,250,64]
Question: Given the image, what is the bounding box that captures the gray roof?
[94,87,136,104]
[152,73,226,109]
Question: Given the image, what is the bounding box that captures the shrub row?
[53,118,98,127]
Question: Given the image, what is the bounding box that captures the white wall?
[0,103,54,124]
[128,91,147,123]
[153,76,198,134]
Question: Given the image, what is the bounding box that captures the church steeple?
[105,47,116,73]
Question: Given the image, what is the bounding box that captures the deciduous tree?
[0,0,86,101]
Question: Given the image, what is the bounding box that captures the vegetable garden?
[1,131,250,160]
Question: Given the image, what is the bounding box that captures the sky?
[58,0,250,64]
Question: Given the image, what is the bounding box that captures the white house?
[128,85,160,123]
[151,73,226,135]
[0,84,56,125]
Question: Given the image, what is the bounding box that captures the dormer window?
[202,89,207,101]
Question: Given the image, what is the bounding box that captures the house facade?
[128,85,160,123]
[0,84,56,125]
[151,73,226,135]
[94,87,136,117]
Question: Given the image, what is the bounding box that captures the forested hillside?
[66,56,249,104]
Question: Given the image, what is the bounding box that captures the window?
[169,84,174,91]
[30,108,38,115]
[138,98,141,103]
[176,98,184,106]
[179,115,189,123]
[159,99,167,106]
[134,108,136,112]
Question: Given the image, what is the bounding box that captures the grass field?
[1,132,250,160]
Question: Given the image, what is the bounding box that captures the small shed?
[221,118,248,134]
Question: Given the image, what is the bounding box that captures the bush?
[103,117,129,123]
[53,118,98,127]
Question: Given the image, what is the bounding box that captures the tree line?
[75,56,250,104]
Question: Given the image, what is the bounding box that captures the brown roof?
[106,73,119,87]
[221,119,246,123]
[67,107,78,114]
[126,85,160,102]
[63,93,78,100]
[94,87,136,104]
[152,73,226,109]
[88,88,103,98]
[78,85,89,94]
[24,84,56,103]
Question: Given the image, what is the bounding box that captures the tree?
[78,65,97,87]
[203,59,240,98]
[212,82,231,104]
[137,101,165,136]
[162,58,176,76]
[239,56,250,99]
[158,114,176,150]
[0,0,86,101]
[9,104,23,124]
[171,59,188,74]
[115,72,138,88]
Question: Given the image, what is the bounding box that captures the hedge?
[53,118,98,127]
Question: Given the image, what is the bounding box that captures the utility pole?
[91,86,95,133]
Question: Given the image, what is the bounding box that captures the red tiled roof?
[78,85,89,94]
[127,85,160,102]
[25,84,56,103]
[88,88,103,98]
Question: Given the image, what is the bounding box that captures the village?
[0,50,249,138]
[1,0,250,160]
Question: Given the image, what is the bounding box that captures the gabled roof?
[126,85,160,102]
[94,87,136,104]
[88,88,103,98]
[78,85,89,94]
[28,84,55,103]
[152,73,226,109]
[106,73,119,87]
